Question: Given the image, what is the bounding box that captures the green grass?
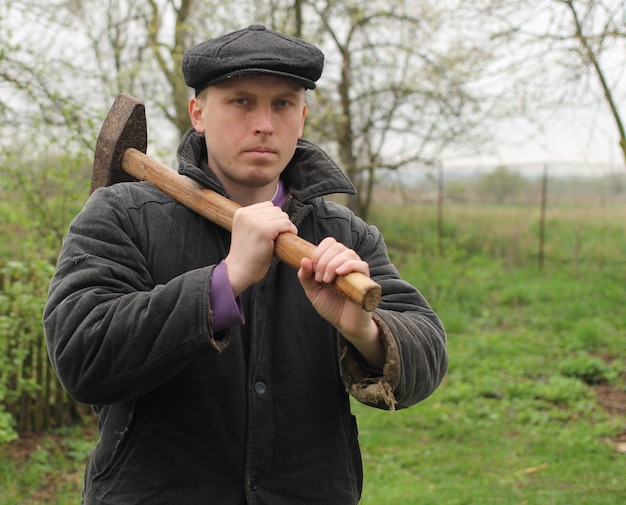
[0,424,95,505]
[1,202,625,503]
[354,204,626,504]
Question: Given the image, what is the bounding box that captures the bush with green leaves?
[0,260,60,442]
[0,146,90,262]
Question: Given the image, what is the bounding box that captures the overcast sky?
[449,107,624,175]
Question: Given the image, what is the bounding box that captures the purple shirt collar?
[271,179,288,208]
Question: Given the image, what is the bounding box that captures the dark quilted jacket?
[43,131,447,504]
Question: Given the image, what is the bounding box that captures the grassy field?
[356,268,625,504]
[1,203,625,504]
[357,203,626,504]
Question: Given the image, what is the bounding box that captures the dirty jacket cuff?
[340,311,401,412]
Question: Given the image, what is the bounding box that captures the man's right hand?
[224,201,298,297]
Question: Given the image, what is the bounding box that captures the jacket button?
[254,381,268,395]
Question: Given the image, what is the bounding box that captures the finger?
[235,204,297,236]
[298,258,326,303]
[298,257,315,284]
[334,258,370,277]
[262,206,298,234]
[319,254,365,284]
[310,236,339,263]
[315,245,360,283]
[313,246,345,283]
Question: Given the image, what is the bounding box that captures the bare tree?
[146,0,195,137]
[560,0,626,164]
[63,0,197,140]
[0,1,100,150]
[295,0,497,217]
[468,0,626,167]
[2,0,506,218]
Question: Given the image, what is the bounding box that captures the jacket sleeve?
[338,213,448,412]
[43,186,223,405]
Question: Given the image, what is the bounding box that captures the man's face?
[190,75,307,197]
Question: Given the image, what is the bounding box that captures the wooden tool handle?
[121,148,382,311]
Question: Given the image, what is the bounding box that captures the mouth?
[244,146,278,162]
[246,146,276,154]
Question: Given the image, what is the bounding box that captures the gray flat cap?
[183,25,325,95]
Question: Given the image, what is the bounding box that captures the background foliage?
[0,0,625,502]
[3,0,626,217]
[1,196,625,503]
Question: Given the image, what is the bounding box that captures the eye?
[275,99,290,107]
[234,97,249,105]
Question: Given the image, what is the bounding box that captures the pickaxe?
[91,94,382,311]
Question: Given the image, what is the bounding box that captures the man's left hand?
[298,237,385,370]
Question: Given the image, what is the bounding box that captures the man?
[44,25,447,505]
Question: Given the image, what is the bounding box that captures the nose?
[253,105,274,135]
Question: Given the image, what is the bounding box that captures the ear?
[189,97,205,133]
[298,103,307,138]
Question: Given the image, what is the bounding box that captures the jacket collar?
[176,129,356,202]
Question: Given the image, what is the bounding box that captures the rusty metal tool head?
[90,94,147,194]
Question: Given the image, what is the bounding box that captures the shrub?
[558,354,616,385]
[0,260,79,440]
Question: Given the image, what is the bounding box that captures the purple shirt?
[209,180,288,332]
